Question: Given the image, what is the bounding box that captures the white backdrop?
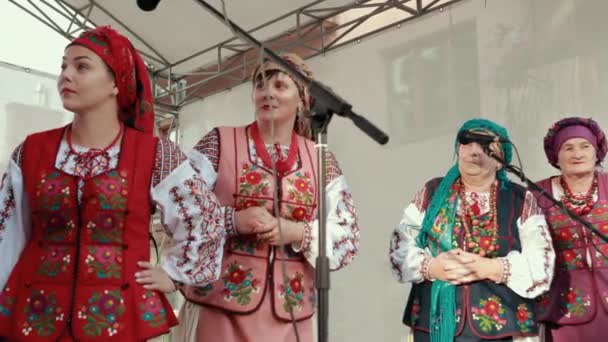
[0,64,71,172]
[178,1,608,341]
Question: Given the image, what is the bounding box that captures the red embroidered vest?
[535,173,608,325]
[0,127,178,341]
[182,125,318,321]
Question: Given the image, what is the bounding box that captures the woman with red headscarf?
[173,53,361,342]
[535,117,608,342]
[0,26,228,341]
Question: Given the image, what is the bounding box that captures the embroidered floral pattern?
[589,204,608,245]
[536,294,551,315]
[85,246,123,279]
[558,249,586,271]
[36,246,72,278]
[36,171,73,211]
[85,211,125,244]
[283,203,314,222]
[34,169,76,244]
[230,237,264,255]
[236,163,272,209]
[90,171,127,210]
[0,287,15,317]
[139,291,167,327]
[279,272,306,313]
[471,295,507,333]
[547,211,573,230]
[453,183,500,257]
[286,171,314,205]
[21,289,64,337]
[599,221,608,236]
[411,299,421,325]
[455,308,462,324]
[560,287,591,318]
[77,290,126,337]
[40,211,76,243]
[237,198,265,210]
[452,213,500,257]
[516,303,534,333]
[221,262,260,305]
[553,228,582,250]
[428,189,459,251]
[592,244,608,268]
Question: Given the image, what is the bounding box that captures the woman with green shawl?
[390,118,555,342]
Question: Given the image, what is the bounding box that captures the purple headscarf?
[544,117,607,168]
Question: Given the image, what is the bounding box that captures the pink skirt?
[195,287,313,342]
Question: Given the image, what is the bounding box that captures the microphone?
[457,130,510,146]
[137,0,161,11]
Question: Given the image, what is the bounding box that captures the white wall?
[0,2,69,75]
[179,0,608,341]
[0,64,71,172]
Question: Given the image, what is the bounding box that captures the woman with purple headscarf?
[535,117,608,342]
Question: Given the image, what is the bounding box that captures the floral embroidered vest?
[403,178,539,338]
[182,125,318,321]
[535,173,608,325]
[0,127,178,341]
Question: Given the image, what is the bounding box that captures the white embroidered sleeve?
[293,175,360,270]
[389,201,430,284]
[503,191,555,298]
[151,138,229,286]
[188,128,220,190]
[188,129,237,236]
[188,150,219,190]
[0,145,32,289]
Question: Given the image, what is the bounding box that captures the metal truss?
[9,0,467,113]
[157,0,469,109]
[7,0,177,120]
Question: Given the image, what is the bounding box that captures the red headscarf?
[69,26,154,134]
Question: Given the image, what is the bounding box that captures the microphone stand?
[191,2,390,341]
[482,146,608,243]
